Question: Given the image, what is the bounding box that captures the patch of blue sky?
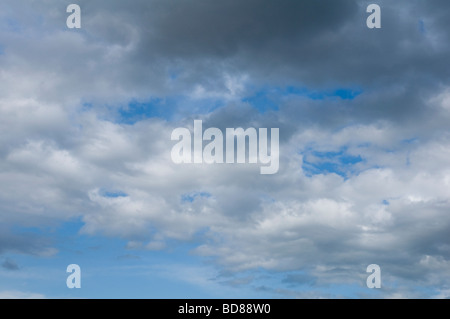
[418,19,426,33]
[181,191,212,203]
[401,137,419,144]
[284,86,362,100]
[5,17,22,33]
[259,194,276,204]
[2,221,167,296]
[115,96,226,124]
[2,220,289,298]
[2,221,400,298]
[81,101,93,111]
[118,97,171,123]
[168,70,180,81]
[302,148,364,178]
[242,89,280,113]
[108,85,363,123]
[100,190,128,198]
[243,85,362,113]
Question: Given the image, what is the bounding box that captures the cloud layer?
[1,0,450,298]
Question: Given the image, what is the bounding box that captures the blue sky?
[1,0,450,299]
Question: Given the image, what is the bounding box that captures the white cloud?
[0,290,45,299]
[1,0,450,298]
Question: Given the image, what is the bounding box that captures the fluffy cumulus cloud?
[1,0,450,298]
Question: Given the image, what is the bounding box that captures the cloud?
[0,290,45,299]
[1,0,450,298]
[0,229,57,257]
[432,289,450,299]
[1,259,19,271]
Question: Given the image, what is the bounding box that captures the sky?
[0,0,450,299]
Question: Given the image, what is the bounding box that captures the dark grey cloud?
[47,0,449,136]
[0,229,56,257]
[74,0,450,87]
[3,0,450,123]
[140,0,357,57]
[1,258,19,271]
